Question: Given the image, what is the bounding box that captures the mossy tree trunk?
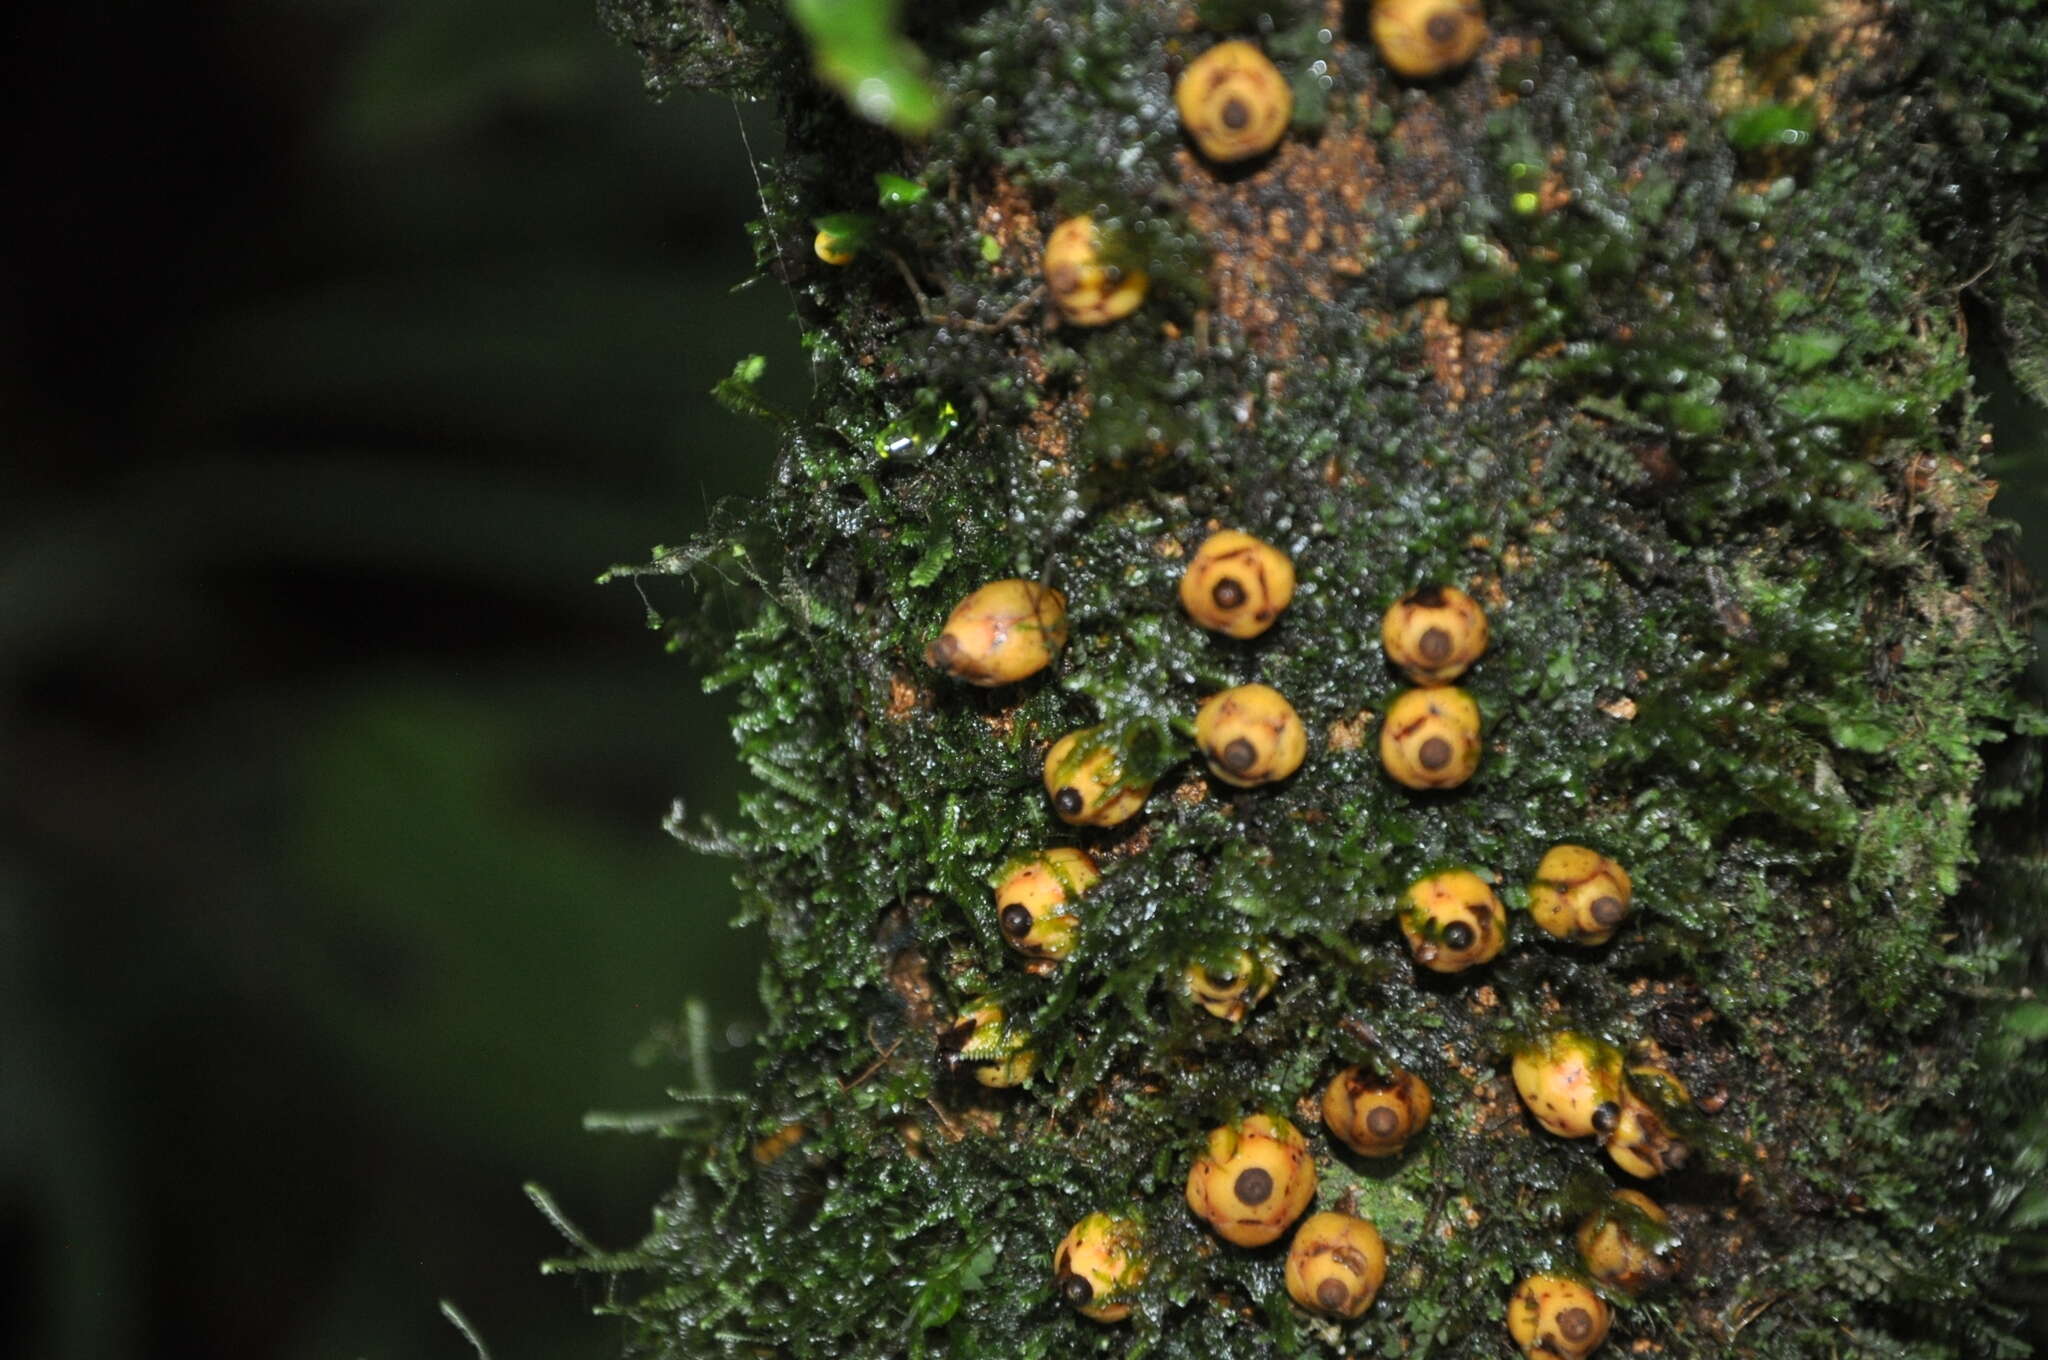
[589,1,2048,1355]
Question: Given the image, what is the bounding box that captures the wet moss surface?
[590,0,2048,1355]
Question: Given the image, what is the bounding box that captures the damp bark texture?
[590,1,2048,1356]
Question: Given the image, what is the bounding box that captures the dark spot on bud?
[1212,578,1247,609]
[1426,11,1460,44]
[1222,737,1258,772]
[1592,1102,1620,1134]
[1221,97,1250,129]
[1000,904,1034,938]
[1054,787,1085,817]
[1365,1106,1400,1137]
[1443,921,1475,951]
[1050,266,1080,294]
[931,633,961,667]
[1419,736,1453,770]
[1417,626,1453,663]
[1060,1272,1094,1308]
[1406,584,1449,609]
[1558,1306,1593,1342]
[1316,1278,1350,1312]
[1233,1167,1274,1205]
[1590,894,1627,925]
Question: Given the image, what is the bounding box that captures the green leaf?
[2011,1185,2048,1229]
[814,212,876,251]
[1828,717,1894,754]
[910,1274,962,1330]
[786,0,944,137]
[957,1240,997,1292]
[875,172,929,207]
[712,354,790,425]
[1726,101,1815,152]
[1767,330,1846,375]
[2006,1001,2048,1044]
[909,535,955,587]
[1780,379,1898,427]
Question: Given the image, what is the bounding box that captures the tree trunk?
[588,1,2048,1355]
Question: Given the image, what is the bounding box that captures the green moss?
[585,0,2048,1355]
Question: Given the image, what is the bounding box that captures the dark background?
[3,4,2044,1359]
[2,1,801,1355]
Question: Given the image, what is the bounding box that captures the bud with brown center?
[1399,869,1508,973]
[1184,1114,1317,1246]
[1322,1063,1434,1156]
[1379,686,1482,789]
[1285,1211,1388,1318]
[1174,40,1292,163]
[1195,682,1309,788]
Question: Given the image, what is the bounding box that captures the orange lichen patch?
[886,944,938,1028]
[1822,0,1891,67]
[886,672,925,720]
[977,172,1042,268]
[751,1121,807,1165]
[1100,820,1157,863]
[1174,87,1472,359]
[1488,32,1543,93]
[1326,709,1373,752]
[1419,301,1469,402]
[1418,300,1514,404]
[1023,391,1076,463]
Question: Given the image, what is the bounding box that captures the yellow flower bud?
[1576,1189,1678,1293]
[1043,727,1153,827]
[1284,1211,1387,1318]
[1511,1030,1627,1139]
[1379,686,1482,789]
[1371,0,1487,80]
[994,848,1099,962]
[1381,583,1488,684]
[1529,844,1634,945]
[1175,40,1292,163]
[813,226,859,265]
[1399,869,1507,972]
[1185,1114,1317,1247]
[1322,1063,1433,1157]
[1044,215,1148,326]
[1178,530,1295,638]
[1054,1211,1148,1323]
[1195,683,1308,787]
[1603,1065,1692,1178]
[944,1002,1036,1088]
[1506,1273,1611,1359]
[1184,947,1276,1022]
[926,578,1067,686]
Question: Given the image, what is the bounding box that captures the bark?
[588,1,2048,1355]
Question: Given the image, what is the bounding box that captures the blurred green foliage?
[1,0,798,1355]
[786,0,943,136]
